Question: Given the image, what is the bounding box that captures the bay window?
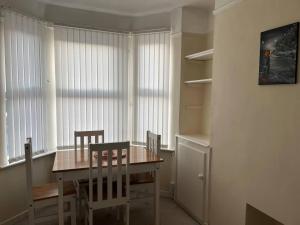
[0,9,172,166]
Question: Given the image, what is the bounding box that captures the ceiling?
[37,0,215,16]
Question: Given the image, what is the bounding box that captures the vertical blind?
[3,10,49,162]
[133,32,170,146]
[1,9,172,165]
[54,26,129,147]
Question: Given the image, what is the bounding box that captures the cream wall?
[211,0,300,224]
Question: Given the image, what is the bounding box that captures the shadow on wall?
[246,204,284,225]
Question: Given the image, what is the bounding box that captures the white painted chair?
[84,142,130,225]
[74,130,105,220]
[25,138,77,225]
[130,131,161,198]
[146,130,161,157]
[74,130,105,151]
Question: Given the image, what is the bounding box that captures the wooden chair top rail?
[74,130,104,137]
[89,141,130,152]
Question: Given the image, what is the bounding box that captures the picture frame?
[259,23,299,85]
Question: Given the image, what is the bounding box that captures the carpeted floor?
[15,197,199,225]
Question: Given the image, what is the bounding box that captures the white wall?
[211,0,300,224]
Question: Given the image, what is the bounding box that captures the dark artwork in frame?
[259,22,299,85]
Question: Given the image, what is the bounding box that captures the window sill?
[0,150,56,170]
[130,144,175,152]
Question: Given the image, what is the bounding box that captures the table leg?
[58,173,64,225]
[154,165,160,225]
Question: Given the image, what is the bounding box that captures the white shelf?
[185,49,214,61]
[176,134,210,147]
[184,78,212,85]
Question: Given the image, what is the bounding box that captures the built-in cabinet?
[175,135,211,224]
[175,32,213,225]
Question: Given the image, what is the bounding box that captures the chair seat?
[32,181,76,202]
[130,172,154,185]
[85,181,126,201]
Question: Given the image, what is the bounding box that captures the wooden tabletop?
[52,145,163,173]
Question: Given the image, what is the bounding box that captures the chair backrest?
[146,130,161,156]
[74,130,104,151]
[25,138,33,207]
[89,142,130,207]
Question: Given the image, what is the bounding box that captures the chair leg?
[125,203,130,225]
[116,206,120,221]
[28,206,34,225]
[89,208,93,225]
[71,197,77,225]
[75,180,81,221]
[85,216,88,225]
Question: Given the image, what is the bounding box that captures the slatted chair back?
[74,130,104,151]
[25,138,34,221]
[89,142,130,208]
[146,130,161,156]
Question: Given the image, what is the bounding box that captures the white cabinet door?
[176,141,207,223]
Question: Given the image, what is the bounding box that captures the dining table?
[52,145,164,225]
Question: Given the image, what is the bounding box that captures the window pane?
[133,32,170,146]
[54,26,129,147]
[4,10,48,162]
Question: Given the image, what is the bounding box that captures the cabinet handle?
[198,174,204,180]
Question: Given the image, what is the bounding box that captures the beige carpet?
[15,197,199,225]
[92,197,199,225]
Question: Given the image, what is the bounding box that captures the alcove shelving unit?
[178,46,214,146]
[175,34,214,224]
[174,28,214,225]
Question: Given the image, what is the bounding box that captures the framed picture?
[259,23,299,85]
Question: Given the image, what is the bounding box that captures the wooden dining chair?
[74,130,105,151]
[146,130,161,157]
[25,138,77,225]
[84,142,130,225]
[130,131,161,198]
[131,130,161,183]
[74,130,105,220]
